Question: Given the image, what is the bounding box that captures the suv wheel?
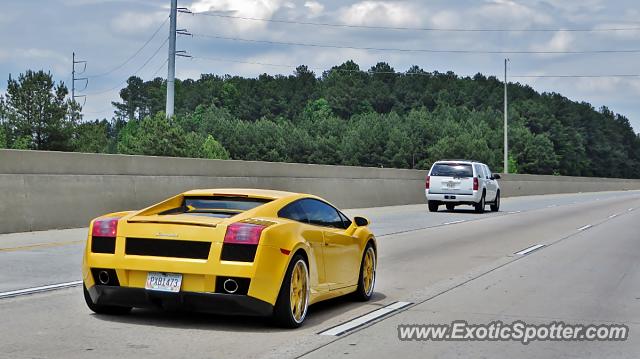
[490,191,500,212]
[428,201,439,212]
[474,192,485,214]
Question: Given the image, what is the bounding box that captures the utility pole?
[72,52,75,100]
[166,0,177,118]
[503,58,509,174]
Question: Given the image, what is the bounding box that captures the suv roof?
[435,159,484,164]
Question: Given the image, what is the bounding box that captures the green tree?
[200,134,230,159]
[117,112,188,157]
[113,76,150,121]
[508,154,519,174]
[71,60,640,179]
[11,136,31,149]
[73,120,109,153]
[368,62,397,113]
[510,126,559,174]
[0,125,6,148]
[322,61,372,118]
[3,70,77,150]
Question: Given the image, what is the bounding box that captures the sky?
[1,0,639,133]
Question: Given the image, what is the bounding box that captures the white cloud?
[304,1,324,16]
[110,11,166,34]
[473,0,553,27]
[428,10,462,29]
[189,0,288,32]
[339,1,424,27]
[532,31,574,52]
[190,0,284,18]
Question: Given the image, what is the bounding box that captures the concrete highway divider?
[1,149,639,233]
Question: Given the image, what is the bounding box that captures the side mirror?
[354,216,370,227]
[492,173,501,180]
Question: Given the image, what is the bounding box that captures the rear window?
[430,163,474,178]
[160,196,272,217]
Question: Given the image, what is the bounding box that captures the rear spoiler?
[127,218,218,228]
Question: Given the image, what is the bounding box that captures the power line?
[83,37,169,96]
[190,55,640,78]
[86,16,169,79]
[81,58,169,116]
[190,12,640,33]
[151,58,169,78]
[191,33,640,54]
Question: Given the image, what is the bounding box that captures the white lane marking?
[508,210,522,214]
[443,220,465,225]
[629,208,634,211]
[577,224,593,231]
[319,301,412,336]
[609,214,618,219]
[547,204,557,208]
[515,244,545,256]
[0,280,83,300]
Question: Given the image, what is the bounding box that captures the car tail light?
[425,175,430,189]
[224,223,266,245]
[473,177,479,191]
[92,217,119,237]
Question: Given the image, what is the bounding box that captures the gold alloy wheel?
[289,260,309,323]
[362,247,376,296]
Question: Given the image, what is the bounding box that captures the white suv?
[425,160,501,213]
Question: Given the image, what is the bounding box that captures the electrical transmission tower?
[165,0,191,118]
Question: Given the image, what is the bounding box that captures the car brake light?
[425,175,430,189]
[224,223,266,245]
[92,217,119,237]
[473,177,479,191]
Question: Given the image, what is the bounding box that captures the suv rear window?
[430,163,474,178]
[160,196,271,218]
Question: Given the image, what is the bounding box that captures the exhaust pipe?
[223,278,239,294]
[98,270,110,285]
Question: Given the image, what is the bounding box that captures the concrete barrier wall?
[1,149,639,233]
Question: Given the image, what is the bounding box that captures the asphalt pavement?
[0,190,638,358]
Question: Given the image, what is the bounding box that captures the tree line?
[1,62,639,178]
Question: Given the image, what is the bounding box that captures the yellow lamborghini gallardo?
[82,189,377,327]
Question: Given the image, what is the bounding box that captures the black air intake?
[125,238,211,259]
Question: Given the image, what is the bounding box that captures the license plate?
[446,182,458,188]
[145,272,182,293]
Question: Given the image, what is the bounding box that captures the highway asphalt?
[0,190,638,358]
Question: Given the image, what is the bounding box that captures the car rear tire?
[273,254,309,328]
[490,191,500,212]
[474,192,486,214]
[445,203,455,212]
[352,243,376,302]
[83,283,132,315]
[428,201,439,212]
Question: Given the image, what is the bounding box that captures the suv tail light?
[473,177,479,191]
[425,175,430,189]
[92,217,119,237]
[224,223,266,245]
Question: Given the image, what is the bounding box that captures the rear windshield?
[430,163,474,178]
[160,196,272,218]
